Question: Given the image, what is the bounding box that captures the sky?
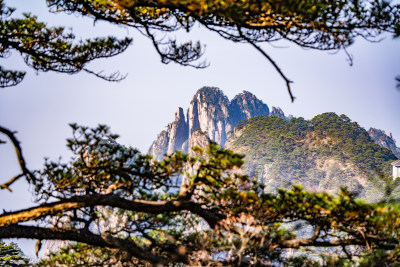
[1,0,400,259]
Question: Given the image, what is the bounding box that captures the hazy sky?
[1,0,400,258]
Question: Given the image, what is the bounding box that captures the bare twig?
[237,27,295,102]
[0,126,35,191]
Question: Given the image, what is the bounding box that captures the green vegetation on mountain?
[311,113,396,173]
[192,86,228,104]
[232,113,397,200]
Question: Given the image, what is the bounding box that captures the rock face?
[148,107,188,158]
[187,87,231,146]
[187,130,211,155]
[368,128,400,158]
[229,91,270,127]
[167,107,188,155]
[270,106,286,120]
[148,87,274,160]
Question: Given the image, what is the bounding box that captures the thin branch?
[0,174,24,192]
[83,68,127,82]
[0,126,35,190]
[237,27,295,102]
[142,24,208,68]
[356,226,371,251]
[312,224,321,240]
[342,244,352,260]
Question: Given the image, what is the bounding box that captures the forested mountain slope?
[226,113,398,201]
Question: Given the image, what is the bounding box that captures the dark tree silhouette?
[1,125,399,266]
[0,0,131,87]
[1,0,400,100]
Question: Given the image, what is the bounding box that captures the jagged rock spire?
[148,87,281,160]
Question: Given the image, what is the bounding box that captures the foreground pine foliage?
[1,124,399,266]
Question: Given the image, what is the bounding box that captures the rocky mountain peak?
[230,91,270,125]
[148,87,283,160]
[232,90,259,102]
[270,106,286,120]
[175,107,185,121]
[187,87,231,146]
[167,107,188,155]
[148,106,188,159]
[191,86,229,106]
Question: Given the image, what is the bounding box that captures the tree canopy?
[1,124,400,266]
[0,240,29,266]
[2,0,400,100]
[232,114,398,199]
[0,0,131,87]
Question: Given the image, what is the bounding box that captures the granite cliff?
[148,87,277,160]
[148,107,188,158]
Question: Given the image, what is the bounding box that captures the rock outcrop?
[368,128,400,158]
[186,130,211,156]
[229,91,270,127]
[270,106,286,120]
[148,87,276,160]
[187,87,231,146]
[148,107,188,158]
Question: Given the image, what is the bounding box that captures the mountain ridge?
[148,87,400,201]
[149,87,399,162]
[148,86,284,160]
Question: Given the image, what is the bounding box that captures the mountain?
[149,87,400,201]
[148,87,280,160]
[226,113,398,201]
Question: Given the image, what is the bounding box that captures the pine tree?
[0,240,29,266]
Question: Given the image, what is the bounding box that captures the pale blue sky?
[1,0,399,258]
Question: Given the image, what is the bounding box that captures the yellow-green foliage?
[0,240,29,266]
